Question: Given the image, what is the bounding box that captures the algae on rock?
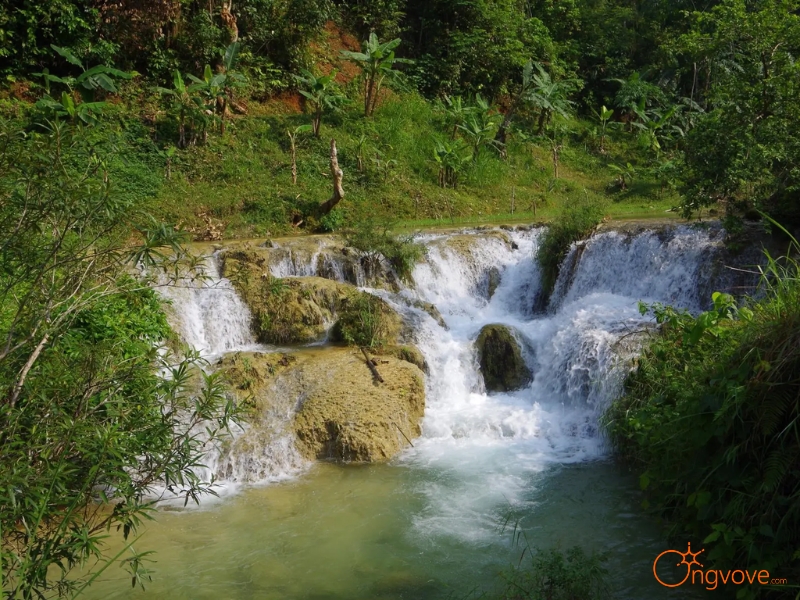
[277,348,426,462]
[475,324,533,393]
[223,247,403,345]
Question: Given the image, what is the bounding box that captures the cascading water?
[99,224,747,599]
[365,223,752,547]
[164,225,750,494]
[157,252,257,358]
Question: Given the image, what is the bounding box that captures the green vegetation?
[3,0,800,597]
[0,120,239,597]
[603,234,800,597]
[330,294,395,348]
[536,196,608,298]
[490,546,609,600]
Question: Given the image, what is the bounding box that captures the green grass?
[1,90,680,240]
[139,91,679,239]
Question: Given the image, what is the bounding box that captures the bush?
[537,195,607,298]
[345,217,425,283]
[331,294,392,348]
[494,546,609,600]
[602,236,800,597]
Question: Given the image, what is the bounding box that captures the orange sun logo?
[653,542,705,587]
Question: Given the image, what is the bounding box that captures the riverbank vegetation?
[2,0,800,597]
[604,230,800,597]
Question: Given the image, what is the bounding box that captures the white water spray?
[159,225,749,518]
[157,253,256,358]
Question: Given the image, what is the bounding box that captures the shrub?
[331,294,391,348]
[537,195,607,298]
[602,233,800,596]
[495,546,609,600]
[345,217,425,283]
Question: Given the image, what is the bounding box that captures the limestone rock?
[487,267,501,300]
[223,249,403,345]
[288,348,426,462]
[475,324,532,392]
[378,344,428,373]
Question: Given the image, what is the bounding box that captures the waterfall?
[158,225,755,512]
[372,224,752,541]
[157,253,256,358]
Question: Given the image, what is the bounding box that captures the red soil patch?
[251,90,304,115]
[311,21,362,85]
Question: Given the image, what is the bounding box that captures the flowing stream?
[87,224,750,599]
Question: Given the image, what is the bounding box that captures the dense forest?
[1,1,799,598]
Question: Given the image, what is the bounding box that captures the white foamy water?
[366,225,739,543]
[158,225,746,525]
[157,253,257,358]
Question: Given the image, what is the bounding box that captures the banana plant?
[437,95,475,139]
[34,45,135,124]
[609,162,637,191]
[433,139,471,188]
[216,42,247,134]
[454,94,501,159]
[293,69,349,137]
[526,63,578,135]
[341,33,412,117]
[633,104,678,157]
[597,105,614,154]
[186,65,227,142]
[156,70,205,148]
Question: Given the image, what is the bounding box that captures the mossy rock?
[475,324,532,393]
[222,249,403,345]
[215,351,297,405]
[412,299,448,330]
[442,231,512,259]
[286,348,425,462]
[378,344,428,373]
[487,267,501,300]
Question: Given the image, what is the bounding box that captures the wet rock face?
[487,267,501,300]
[475,324,532,393]
[223,248,404,345]
[287,348,426,462]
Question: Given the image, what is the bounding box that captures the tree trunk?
[318,139,344,215]
[219,97,227,134]
[552,145,560,179]
[313,109,321,137]
[537,110,548,135]
[494,96,521,157]
[288,131,297,185]
[178,110,186,148]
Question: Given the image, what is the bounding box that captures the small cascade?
[549,224,739,313]
[157,224,756,515]
[157,253,256,357]
[264,239,363,284]
[370,224,750,541]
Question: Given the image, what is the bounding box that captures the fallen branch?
[361,347,384,383]
[392,421,415,448]
[318,139,344,216]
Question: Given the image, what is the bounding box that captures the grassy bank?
[1,89,676,242]
[151,94,676,238]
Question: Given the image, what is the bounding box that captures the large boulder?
[223,249,403,345]
[475,324,532,392]
[216,347,425,463]
[291,348,426,462]
[214,346,426,474]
